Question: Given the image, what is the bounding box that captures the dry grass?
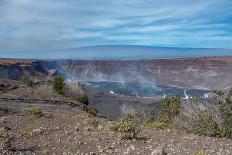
[2,83,78,103]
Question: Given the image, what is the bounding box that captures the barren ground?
[1,106,232,155]
[0,80,232,154]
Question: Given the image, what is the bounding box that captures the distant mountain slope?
[1,45,232,59]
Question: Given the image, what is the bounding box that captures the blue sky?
[0,0,232,51]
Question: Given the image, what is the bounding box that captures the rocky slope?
[1,104,232,155]
[1,56,232,89]
[0,78,232,154]
[0,59,48,80]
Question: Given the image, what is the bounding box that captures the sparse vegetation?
[173,98,223,137]
[193,110,220,137]
[64,82,86,98]
[21,75,34,87]
[156,96,181,129]
[53,76,65,95]
[19,130,32,139]
[112,113,141,139]
[24,107,44,118]
[87,118,99,128]
[214,88,232,138]
[172,88,232,139]
[143,109,155,127]
[78,95,89,105]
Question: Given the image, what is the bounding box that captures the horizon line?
[1,44,232,52]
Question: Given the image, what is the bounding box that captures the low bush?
[21,75,34,87]
[78,95,89,106]
[156,96,181,129]
[143,109,155,127]
[173,98,221,137]
[24,107,44,118]
[19,130,32,139]
[193,110,220,137]
[214,88,232,138]
[143,88,232,139]
[112,114,141,139]
[173,89,232,139]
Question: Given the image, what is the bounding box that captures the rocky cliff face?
[0,59,48,80]
[1,57,232,89]
[143,57,232,89]
[55,57,232,90]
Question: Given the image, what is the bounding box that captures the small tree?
[53,76,65,95]
[157,96,181,128]
[21,75,34,87]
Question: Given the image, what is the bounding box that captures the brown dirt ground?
[0,80,232,155]
[0,110,232,155]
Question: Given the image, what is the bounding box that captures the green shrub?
[194,110,220,137]
[213,89,224,97]
[19,130,32,139]
[21,75,34,87]
[53,76,65,95]
[214,88,232,138]
[176,88,232,139]
[157,96,181,129]
[112,114,141,139]
[25,107,44,118]
[144,109,155,127]
[78,95,89,105]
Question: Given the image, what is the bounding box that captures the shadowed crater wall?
[1,56,232,90]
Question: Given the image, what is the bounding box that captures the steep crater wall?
[1,57,232,90]
[0,60,49,80]
[55,57,232,90]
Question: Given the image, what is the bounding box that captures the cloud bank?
[0,0,231,51]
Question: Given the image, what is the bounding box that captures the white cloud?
[0,0,231,51]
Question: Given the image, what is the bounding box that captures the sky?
[0,0,232,52]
